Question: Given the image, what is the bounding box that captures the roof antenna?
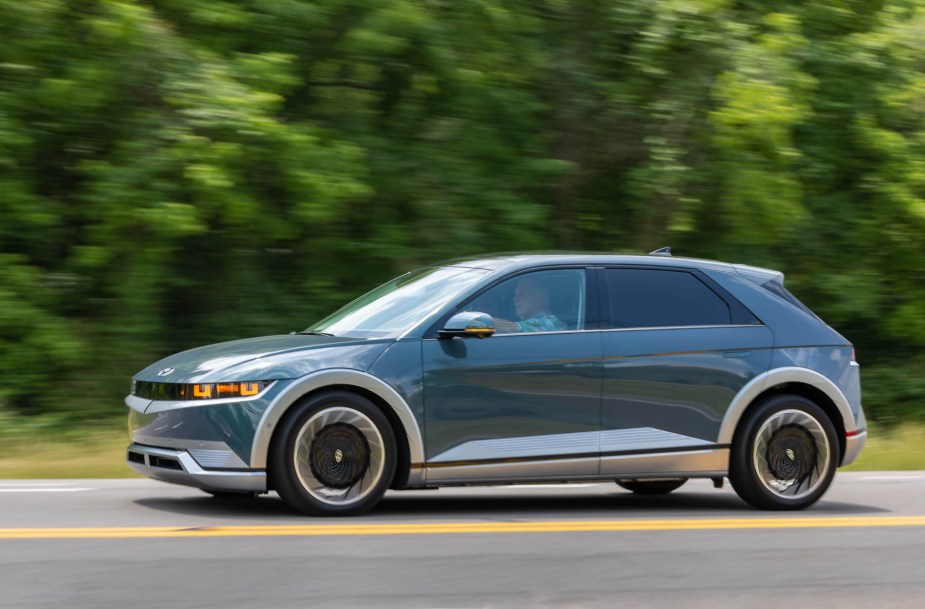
[649,247,671,256]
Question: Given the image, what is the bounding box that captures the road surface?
[1,473,924,608]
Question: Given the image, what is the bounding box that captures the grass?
[842,423,925,471]
[0,423,922,479]
[0,428,139,479]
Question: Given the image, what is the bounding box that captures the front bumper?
[126,443,267,493]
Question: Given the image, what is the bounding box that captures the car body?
[126,253,867,514]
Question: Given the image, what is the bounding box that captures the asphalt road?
[1,473,924,609]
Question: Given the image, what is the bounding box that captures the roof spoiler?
[732,263,783,285]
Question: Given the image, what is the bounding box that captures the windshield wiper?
[289,331,336,337]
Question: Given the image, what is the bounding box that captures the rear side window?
[761,278,819,319]
[605,269,731,328]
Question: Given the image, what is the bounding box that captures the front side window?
[464,269,586,334]
[605,268,731,328]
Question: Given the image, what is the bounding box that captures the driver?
[494,276,566,333]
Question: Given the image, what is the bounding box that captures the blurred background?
[0,0,923,461]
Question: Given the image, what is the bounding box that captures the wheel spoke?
[344,480,362,502]
[752,409,831,500]
[292,405,386,507]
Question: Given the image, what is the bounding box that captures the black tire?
[271,390,397,516]
[729,394,839,510]
[616,479,687,495]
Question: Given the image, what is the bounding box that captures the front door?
[422,268,601,482]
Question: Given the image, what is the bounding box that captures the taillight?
[851,347,857,363]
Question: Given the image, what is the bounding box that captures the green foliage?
[859,358,925,424]
[0,255,85,414]
[1,0,924,421]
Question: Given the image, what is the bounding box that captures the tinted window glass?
[309,266,490,338]
[606,269,731,328]
[465,269,586,333]
[761,278,819,319]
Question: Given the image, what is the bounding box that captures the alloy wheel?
[293,406,386,506]
[752,408,831,500]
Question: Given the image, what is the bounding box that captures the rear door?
[598,266,773,475]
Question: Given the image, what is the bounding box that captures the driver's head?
[514,277,550,320]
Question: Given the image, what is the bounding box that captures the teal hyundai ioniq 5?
[127,253,866,515]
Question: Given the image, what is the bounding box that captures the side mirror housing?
[439,311,496,339]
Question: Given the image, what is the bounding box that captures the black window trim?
[599,265,763,330]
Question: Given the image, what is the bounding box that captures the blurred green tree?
[1,0,923,423]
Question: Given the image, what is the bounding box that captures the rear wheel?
[729,394,838,510]
[616,479,687,495]
[271,391,397,516]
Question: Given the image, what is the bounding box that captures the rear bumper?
[126,443,267,493]
[841,430,867,467]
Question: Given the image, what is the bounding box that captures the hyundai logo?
[157,367,175,377]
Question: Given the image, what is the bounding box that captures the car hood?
[133,335,394,383]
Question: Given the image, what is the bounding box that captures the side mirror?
[439,311,496,339]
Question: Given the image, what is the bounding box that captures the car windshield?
[306,266,490,338]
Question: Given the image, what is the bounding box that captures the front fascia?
[128,342,395,467]
[126,443,267,492]
[128,381,288,466]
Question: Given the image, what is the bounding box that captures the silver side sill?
[841,431,867,467]
[126,443,266,493]
[600,448,729,476]
[425,448,729,484]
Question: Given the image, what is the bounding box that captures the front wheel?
[729,395,838,510]
[271,391,397,516]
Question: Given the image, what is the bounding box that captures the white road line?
[0,488,95,493]
[0,482,78,487]
[848,475,925,482]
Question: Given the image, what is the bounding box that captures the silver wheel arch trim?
[717,366,857,446]
[249,368,424,470]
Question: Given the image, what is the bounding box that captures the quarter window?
[605,269,731,328]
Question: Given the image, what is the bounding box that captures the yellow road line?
[2,516,925,539]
